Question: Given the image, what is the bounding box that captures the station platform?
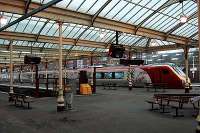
[0,83,55,97]
[0,87,197,133]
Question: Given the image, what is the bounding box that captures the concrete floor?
[0,87,198,133]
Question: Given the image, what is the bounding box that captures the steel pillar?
[0,67,1,80]
[92,67,96,94]
[45,60,49,95]
[198,0,200,83]
[9,41,14,93]
[184,46,190,93]
[90,56,93,90]
[57,21,65,112]
[31,65,34,84]
[35,64,39,97]
[196,1,200,132]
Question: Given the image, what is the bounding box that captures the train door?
[160,67,170,84]
[155,67,162,83]
[144,67,162,84]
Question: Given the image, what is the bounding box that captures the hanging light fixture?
[105,48,109,52]
[180,1,188,23]
[99,29,106,38]
[0,16,7,26]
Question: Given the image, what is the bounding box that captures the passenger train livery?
[0,63,190,89]
[79,63,190,89]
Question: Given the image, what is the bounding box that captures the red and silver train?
[0,63,190,89]
[79,63,190,89]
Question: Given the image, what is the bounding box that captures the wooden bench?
[9,93,34,109]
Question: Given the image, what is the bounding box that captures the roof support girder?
[189,31,198,39]
[0,45,101,57]
[144,44,184,52]
[0,31,106,48]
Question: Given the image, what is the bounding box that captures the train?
[0,63,190,89]
[78,63,190,89]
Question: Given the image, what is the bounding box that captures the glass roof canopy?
[0,0,198,55]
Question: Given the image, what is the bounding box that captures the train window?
[162,69,169,75]
[105,72,112,79]
[96,73,102,79]
[115,72,124,79]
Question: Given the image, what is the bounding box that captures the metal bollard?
[196,112,200,133]
[128,80,132,91]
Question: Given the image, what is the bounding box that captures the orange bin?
[80,84,92,95]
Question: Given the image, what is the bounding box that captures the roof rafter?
[0,45,102,59]
[0,31,106,48]
[189,31,198,39]
[0,31,147,52]
[0,0,190,45]
[144,44,184,52]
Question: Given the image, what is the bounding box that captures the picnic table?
[9,92,34,109]
[146,93,200,117]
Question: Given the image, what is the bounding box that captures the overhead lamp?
[180,15,187,23]
[179,1,187,23]
[0,16,7,26]
[99,29,106,38]
[100,32,105,38]
[105,48,109,52]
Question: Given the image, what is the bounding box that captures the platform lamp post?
[45,59,49,95]
[90,56,94,91]
[9,40,14,94]
[196,0,200,133]
[57,21,65,112]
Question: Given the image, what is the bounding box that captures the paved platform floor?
[0,87,198,133]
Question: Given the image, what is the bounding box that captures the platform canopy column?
[57,21,65,112]
[184,46,190,93]
[0,67,1,80]
[198,0,200,83]
[9,41,14,93]
[196,1,200,132]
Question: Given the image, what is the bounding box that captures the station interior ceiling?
[0,0,199,64]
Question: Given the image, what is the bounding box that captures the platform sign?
[77,60,83,68]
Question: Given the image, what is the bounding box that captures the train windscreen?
[169,64,185,77]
